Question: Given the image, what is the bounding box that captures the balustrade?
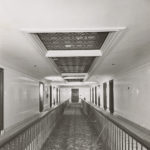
[0,101,68,150]
[82,100,150,150]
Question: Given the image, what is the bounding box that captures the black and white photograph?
[0,0,150,149]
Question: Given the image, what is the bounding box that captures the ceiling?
[51,57,95,73]
[66,79,83,82]
[0,0,150,83]
[37,32,107,81]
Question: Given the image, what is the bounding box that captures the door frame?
[71,89,79,103]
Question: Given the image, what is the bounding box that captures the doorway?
[103,83,107,110]
[39,82,44,112]
[109,80,114,113]
[95,86,97,105]
[71,89,79,103]
[92,87,94,103]
[98,85,100,107]
[0,68,4,131]
[50,86,52,107]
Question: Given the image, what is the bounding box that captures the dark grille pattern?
[66,79,83,82]
[37,32,109,50]
[52,57,95,73]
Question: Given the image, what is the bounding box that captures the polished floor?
[41,103,102,150]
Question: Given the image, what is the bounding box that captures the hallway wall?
[60,86,90,103]
[114,63,150,130]
[2,66,39,129]
[96,63,150,130]
[60,88,71,102]
[79,87,90,102]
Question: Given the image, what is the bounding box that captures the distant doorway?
[103,83,107,110]
[0,68,4,131]
[39,82,44,112]
[95,86,97,105]
[109,80,114,113]
[98,85,101,107]
[50,86,52,107]
[71,89,79,103]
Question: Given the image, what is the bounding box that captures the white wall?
[114,63,150,130]
[60,88,71,102]
[96,63,150,130]
[3,66,40,129]
[60,86,90,103]
[79,87,90,102]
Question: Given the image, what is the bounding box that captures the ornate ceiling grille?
[51,57,95,73]
[37,32,109,50]
[35,32,109,75]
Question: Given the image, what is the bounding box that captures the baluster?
[116,126,118,150]
[119,128,121,150]
[141,145,143,150]
[117,127,119,150]
[125,133,127,150]
[136,141,138,150]
[112,124,115,150]
[128,135,130,150]
[108,121,111,150]
[121,130,123,150]
[115,126,117,150]
[131,138,133,150]
[111,122,113,150]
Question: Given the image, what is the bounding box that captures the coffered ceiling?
[37,32,109,50]
[51,57,95,73]
[36,32,108,79]
[66,79,83,82]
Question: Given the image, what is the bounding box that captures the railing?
[0,100,68,150]
[82,100,150,150]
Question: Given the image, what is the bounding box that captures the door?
[103,83,107,110]
[0,68,4,130]
[39,82,44,112]
[98,85,101,107]
[92,87,94,103]
[56,88,59,104]
[50,86,52,107]
[95,86,97,105]
[71,89,79,103]
[109,80,114,113]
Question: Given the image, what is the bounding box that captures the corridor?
[41,104,100,150]
[0,0,150,150]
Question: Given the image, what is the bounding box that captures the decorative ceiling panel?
[37,32,109,50]
[51,57,95,73]
[66,79,84,82]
